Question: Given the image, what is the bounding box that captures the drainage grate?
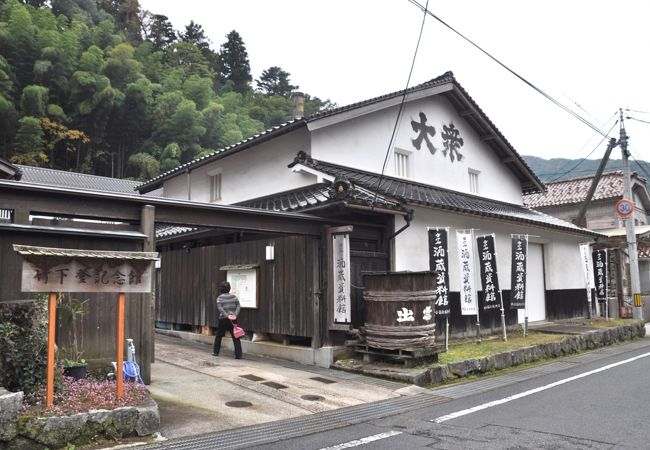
[310,376,337,384]
[262,381,288,389]
[240,374,265,382]
[301,394,325,401]
[225,401,252,408]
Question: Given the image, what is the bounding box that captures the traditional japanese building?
[137,71,600,343]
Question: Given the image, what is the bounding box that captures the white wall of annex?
[310,96,523,204]
[161,128,313,204]
[393,206,591,291]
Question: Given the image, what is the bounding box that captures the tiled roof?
[15,165,160,196]
[155,223,199,239]
[136,71,543,194]
[523,171,641,208]
[291,154,596,236]
[13,244,159,260]
[237,182,403,212]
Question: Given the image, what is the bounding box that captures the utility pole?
[619,109,644,321]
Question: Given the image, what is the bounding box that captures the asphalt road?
[249,338,650,450]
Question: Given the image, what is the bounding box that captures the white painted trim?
[291,163,336,183]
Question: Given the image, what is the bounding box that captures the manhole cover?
[262,381,288,389]
[311,376,337,384]
[301,394,325,401]
[225,400,252,408]
[240,374,265,382]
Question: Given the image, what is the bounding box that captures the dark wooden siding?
[158,235,320,337]
[0,231,149,376]
[546,289,589,320]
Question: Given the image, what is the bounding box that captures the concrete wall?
[310,96,523,204]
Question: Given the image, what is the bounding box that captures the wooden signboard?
[220,264,259,309]
[12,245,158,407]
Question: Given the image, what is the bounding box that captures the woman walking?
[212,281,243,359]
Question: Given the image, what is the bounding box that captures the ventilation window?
[394,149,410,178]
[209,172,222,202]
[469,169,480,194]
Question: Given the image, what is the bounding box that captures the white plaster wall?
[393,206,591,291]
[161,128,313,204]
[311,96,523,204]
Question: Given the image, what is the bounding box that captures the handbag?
[232,322,245,339]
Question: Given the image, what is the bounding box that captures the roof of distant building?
[523,171,647,209]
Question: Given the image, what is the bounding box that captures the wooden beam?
[481,135,497,142]
[46,292,56,407]
[501,156,516,163]
[459,110,473,117]
[140,205,155,384]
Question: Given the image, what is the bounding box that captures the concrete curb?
[332,322,646,387]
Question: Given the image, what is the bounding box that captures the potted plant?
[58,294,88,380]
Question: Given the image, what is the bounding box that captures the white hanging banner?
[456,230,478,315]
[579,243,595,291]
[332,233,351,323]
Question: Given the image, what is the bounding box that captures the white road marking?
[318,430,403,450]
[433,350,650,423]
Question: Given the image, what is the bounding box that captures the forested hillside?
[523,155,650,183]
[0,0,333,180]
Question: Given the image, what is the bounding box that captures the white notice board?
[226,268,258,308]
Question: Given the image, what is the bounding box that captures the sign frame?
[615,199,635,219]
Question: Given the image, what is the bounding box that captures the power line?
[629,151,650,181]
[537,112,617,178]
[627,115,650,125]
[625,108,650,115]
[407,0,612,139]
[546,119,619,183]
[371,0,429,209]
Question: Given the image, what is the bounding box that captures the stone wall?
[336,322,647,387]
[0,392,159,449]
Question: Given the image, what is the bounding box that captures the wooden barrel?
[360,271,436,350]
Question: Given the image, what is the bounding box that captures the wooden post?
[46,292,56,407]
[116,292,125,399]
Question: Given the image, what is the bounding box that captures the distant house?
[524,171,650,317]
[523,171,650,229]
[138,71,599,335]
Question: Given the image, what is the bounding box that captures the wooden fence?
[157,235,321,339]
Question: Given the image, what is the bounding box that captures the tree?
[217,30,251,94]
[182,74,213,110]
[179,20,209,52]
[11,115,47,166]
[102,43,140,90]
[256,66,297,97]
[0,96,18,159]
[159,142,180,172]
[126,151,159,180]
[145,14,175,51]
[20,85,48,117]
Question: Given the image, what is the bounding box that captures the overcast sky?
[140,0,650,170]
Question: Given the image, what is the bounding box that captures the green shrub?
[0,298,48,395]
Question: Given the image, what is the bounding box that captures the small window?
[209,173,222,202]
[0,209,12,223]
[394,150,410,178]
[469,169,480,194]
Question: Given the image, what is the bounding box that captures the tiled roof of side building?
[15,165,161,196]
[523,171,636,208]
[291,154,597,236]
[136,71,543,194]
[236,182,403,212]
